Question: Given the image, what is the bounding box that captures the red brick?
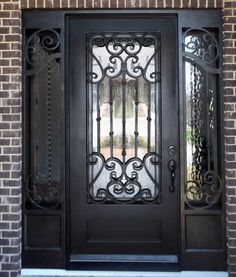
[126,0,139,7]
[21,0,28,8]
[189,0,198,8]
[173,0,181,8]
[94,0,101,8]
[118,0,125,7]
[0,12,10,18]
[0,43,10,50]
[28,0,36,8]
[225,2,236,8]
[157,0,164,8]
[215,0,223,7]
[62,0,69,8]
[2,3,19,10]
[199,0,206,8]
[102,0,109,8]
[223,24,233,32]
[69,0,77,8]
[0,28,10,34]
[110,0,117,8]
[37,0,45,8]
[54,0,61,7]
[141,0,148,7]
[223,9,233,16]
[45,0,54,8]
[149,0,156,8]
[208,0,215,8]
[2,19,20,27]
[78,0,85,8]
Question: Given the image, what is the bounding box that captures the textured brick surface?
[224,2,236,277]
[0,1,21,277]
[0,0,234,277]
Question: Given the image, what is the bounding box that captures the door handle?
[168,160,176,192]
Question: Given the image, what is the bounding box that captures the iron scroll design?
[183,28,222,209]
[26,174,60,210]
[183,28,220,73]
[24,29,61,209]
[25,29,61,74]
[87,32,161,204]
[87,152,161,204]
[87,33,161,84]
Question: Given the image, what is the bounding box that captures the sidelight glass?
[87,33,161,203]
[183,29,222,209]
[24,29,61,209]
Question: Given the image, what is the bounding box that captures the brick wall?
[224,1,236,277]
[0,0,235,277]
[0,1,21,277]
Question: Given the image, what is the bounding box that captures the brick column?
[0,1,21,277]
[224,1,236,277]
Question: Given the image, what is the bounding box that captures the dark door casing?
[22,10,226,271]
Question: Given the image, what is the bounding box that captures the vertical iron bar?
[122,70,126,163]
[89,51,93,154]
[90,82,93,153]
[134,78,139,157]
[47,62,52,185]
[155,41,159,155]
[109,78,113,157]
[34,72,39,176]
[97,83,101,153]
[147,83,151,153]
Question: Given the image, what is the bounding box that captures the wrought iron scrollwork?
[25,29,61,209]
[87,32,161,204]
[26,174,60,209]
[25,29,61,74]
[183,28,222,209]
[184,28,219,65]
[87,33,161,84]
[87,152,161,204]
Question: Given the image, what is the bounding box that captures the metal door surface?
[68,15,179,268]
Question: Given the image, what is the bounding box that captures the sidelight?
[24,29,62,209]
[87,33,161,203]
[183,28,222,209]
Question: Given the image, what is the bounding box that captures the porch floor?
[21,269,228,277]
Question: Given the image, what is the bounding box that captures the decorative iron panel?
[87,33,161,203]
[24,29,61,209]
[183,28,222,209]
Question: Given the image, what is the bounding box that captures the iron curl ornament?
[87,152,161,204]
[185,171,222,210]
[87,33,161,84]
[183,28,219,66]
[25,29,61,71]
[26,174,60,209]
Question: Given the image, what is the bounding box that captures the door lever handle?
[168,160,176,192]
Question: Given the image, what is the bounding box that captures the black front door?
[68,15,178,267]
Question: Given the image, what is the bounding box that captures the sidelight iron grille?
[183,28,222,209]
[87,33,161,203]
[24,29,61,209]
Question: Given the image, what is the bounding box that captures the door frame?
[22,9,226,271]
